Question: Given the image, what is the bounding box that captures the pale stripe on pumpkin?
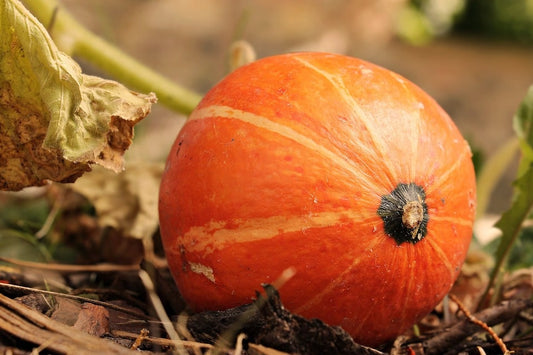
[292,56,400,186]
[425,237,457,279]
[293,234,387,317]
[429,215,474,227]
[181,210,377,256]
[387,71,423,182]
[424,143,473,196]
[295,229,456,331]
[189,105,380,193]
[398,245,419,329]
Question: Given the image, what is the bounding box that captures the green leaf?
[506,226,533,270]
[0,229,50,262]
[478,85,533,309]
[482,164,533,306]
[475,137,519,219]
[395,4,434,45]
[513,86,533,141]
[0,0,156,191]
[514,85,533,175]
[493,165,533,263]
[0,196,50,233]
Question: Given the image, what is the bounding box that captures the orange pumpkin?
[158,52,476,346]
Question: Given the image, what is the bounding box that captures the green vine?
[476,85,533,310]
[22,0,202,116]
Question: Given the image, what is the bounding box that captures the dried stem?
[112,329,215,351]
[423,298,531,355]
[0,256,139,273]
[450,294,509,354]
[138,269,188,355]
[0,282,150,320]
[0,293,138,354]
[21,0,202,115]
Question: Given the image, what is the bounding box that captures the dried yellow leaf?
[0,0,156,191]
[71,163,164,240]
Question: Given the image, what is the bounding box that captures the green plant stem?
[477,202,533,311]
[475,137,519,219]
[22,0,202,115]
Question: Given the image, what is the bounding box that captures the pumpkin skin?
[158,52,476,346]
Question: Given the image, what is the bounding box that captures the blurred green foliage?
[485,226,533,270]
[0,196,52,262]
[457,0,533,43]
[399,0,466,44]
[0,229,51,262]
[0,196,49,233]
[0,194,79,264]
[403,0,533,44]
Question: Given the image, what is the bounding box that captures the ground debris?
[0,261,532,354]
[0,292,138,355]
[186,284,385,355]
[392,297,533,355]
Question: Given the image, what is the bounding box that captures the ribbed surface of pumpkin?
[158,52,476,346]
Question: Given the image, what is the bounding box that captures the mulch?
[0,256,531,355]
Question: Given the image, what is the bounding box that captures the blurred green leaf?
[475,137,519,219]
[493,165,533,264]
[457,0,533,44]
[513,86,533,176]
[489,226,533,270]
[478,85,533,309]
[48,242,80,264]
[396,4,434,45]
[514,86,533,140]
[0,196,49,233]
[0,229,51,262]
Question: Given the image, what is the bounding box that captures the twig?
[0,257,139,273]
[113,329,214,350]
[0,293,138,354]
[176,313,203,355]
[210,267,297,355]
[271,267,296,291]
[31,334,61,354]
[450,294,509,354]
[423,298,530,355]
[233,333,246,355]
[129,328,150,350]
[112,329,292,355]
[138,269,188,355]
[187,283,385,355]
[247,344,292,355]
[70,287,146,309]
[35,187,63,239]
[0,282,151,320]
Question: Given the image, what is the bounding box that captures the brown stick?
[423,298,531,355]
[0,256,139,273]
[450,294,509,354]
[0,282,151,320]
[0,293,138,354]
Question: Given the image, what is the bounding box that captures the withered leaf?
[71,163,164,240]
[0,0,156,191]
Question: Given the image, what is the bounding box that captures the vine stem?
[22,0,202,115]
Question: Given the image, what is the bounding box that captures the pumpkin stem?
[402,200,424,239]
[377,183,429,245]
